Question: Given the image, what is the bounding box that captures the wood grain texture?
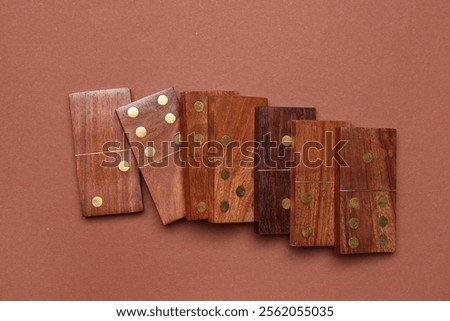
[69,88,143,217]
[208,161,254,223]
[180,91,238,220]
[335,127,397,254]
[208,96,268,160]
[254,170,291,233]
[208,95,268,223]
[290,120,351,247]
[254,106,316,234]
[115,87,185,225]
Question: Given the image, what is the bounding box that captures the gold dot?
[377,195,388,208]
[174,133,182,146]
[379,234,389,246]
[92,196,103,208]
[165,113,176,124]
[135,126,147,138]
[221,135,231,146]
[348,236,359,249]
[194,133,204,145]
[157,94,168,106]
[220,201,229,212]
[194,100,204,112]
[349,197,360,209]
[236,186,245,197]
[118,160,130,172]
[301,192,312,204]
[379,216,388,228]
[220,169,230,180]
[196,201,206,213]
[127,106,139,118]
[281,198,290,210]
[348,217,360,229]
[281,135,293,147]
[363,152,373,163]
[144,146,156,158]
[302,226,311,238]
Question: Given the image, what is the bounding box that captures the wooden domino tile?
[69,88,143,217]
[180,91,238,220]
[207,95,268,223]
[115,87,186,225]
[290,120,352,247]
[335,127,397,254]
[254,106,316,235]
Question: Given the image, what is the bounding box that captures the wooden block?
[290,120,352,247]
[115,87,186,225]
[208,95,268,223]
[254,106,316,235]
[180,91,238,220]
[335,127,397,254]
[69,88,143,217]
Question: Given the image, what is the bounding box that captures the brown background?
[1,0,449,300]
